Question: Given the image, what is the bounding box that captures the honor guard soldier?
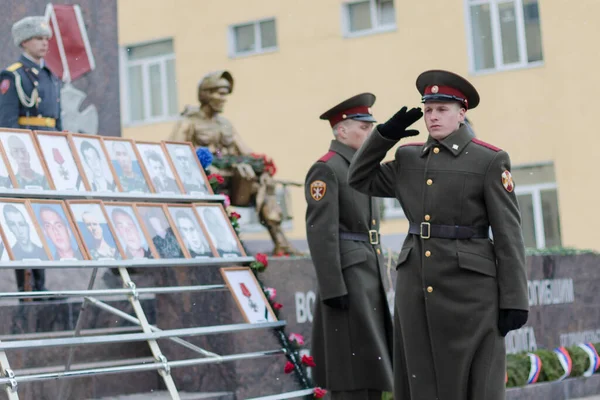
[0,16,62,131]
[348,70,529,400]
[305,93,393,400]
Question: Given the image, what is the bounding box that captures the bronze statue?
[170,70,300,256]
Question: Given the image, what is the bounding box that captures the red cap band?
[328,105,371,127]
[424,85,468,107]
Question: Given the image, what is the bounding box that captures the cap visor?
[349,114,376,123]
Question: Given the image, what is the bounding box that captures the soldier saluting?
[0,16,62,131]
[348,70,529,400]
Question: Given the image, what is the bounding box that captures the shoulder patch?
[399,142,425,148]
[310,180,327,201]
[318,151,335,162]
[6,62,22,72]
[472,138,502,152]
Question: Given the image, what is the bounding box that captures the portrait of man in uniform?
[164,142,210,195]
[31,201,85,261]
[196,204,243,257]
[106,205,154,260]
[72,136,117,192]
[136,143,181,194]
[0,131,50,190]
[167,206,214,258]
[68,202,122,261]
[35,132,85,191]
[104,139,151,193]
[137,205,185,259]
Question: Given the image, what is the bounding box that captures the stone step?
[88,391,234,400]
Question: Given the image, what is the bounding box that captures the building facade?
[117,0,597,251]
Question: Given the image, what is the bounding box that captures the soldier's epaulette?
[318,151,335,162]
[5,62,22,72]
[399,142,424,148]
[472,138,502,152]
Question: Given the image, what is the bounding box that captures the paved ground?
[91,392,232,400]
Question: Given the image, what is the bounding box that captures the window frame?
[341,0,397,38]
[515,182,559,249]
[228,17,278,58]
[464,0,543,74]
[382,197,406,220]
[119,38,179,127]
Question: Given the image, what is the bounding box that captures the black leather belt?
[408,222,489,240]
[340,230,379,245]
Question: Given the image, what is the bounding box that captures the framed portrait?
[29,200,87,261]
[69,134,120,193]
[135,204,186,259]
[0,141,16,189]
[195,203,246,257]
[135,141,183,194]
[104,202,157,260]
[163,141,212,196]
[66,200,124,261]
[0,128,53,190]
[165,204,217,259]
[220,267,278,324]
[102,137,152,194]
[0,199,51,261]
[34,131,85,191]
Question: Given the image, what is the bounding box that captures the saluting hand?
[377,106,423,140]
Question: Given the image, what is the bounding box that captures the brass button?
[372,219,376,225]
[424,214,431,221]
[433,147,440,154]
[376,248,381,255]
[427,179,433,185]
[427,286,433,293]
[425,251,431,257]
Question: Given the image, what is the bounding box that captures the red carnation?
[255,253,268,267]
[314,388,327,399]
[301,355,316,367]
[208,173,225,184]
[284,361,294,374]
[273,302,283,310]
[230,211,241,220]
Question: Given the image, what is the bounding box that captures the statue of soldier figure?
[170,70,300,256]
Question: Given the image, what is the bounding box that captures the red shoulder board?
[399,142,424,148]
[472,138,501,152]
[318,151,335,162]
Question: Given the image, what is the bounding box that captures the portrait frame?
[134,203,187,260]
[33,131,86,192]
[101,137,153,194]
[0,128,54,190]
[104,201,159,260]
[29,199,89,261]
[135,141,184,195]
[162,141,213,196]
[194,202,247,257]
[0,198,53,261]
[220,266,278,324]
[0,140,17,189]
[66,200,126,261]
[68,133,122,193]
[164,203,219,258]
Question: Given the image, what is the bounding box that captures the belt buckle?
[368,230,379,245]
[420,222,431,239]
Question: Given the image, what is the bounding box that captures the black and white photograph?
[195,204,245,257]
[70,134,119,192]
[35,132,85,191]
[164,141,211,195]
[0,200,50,261]
[136,142,182,194]
[103,138,152,194]
[0,129,52,190]
[166,205,215,258]
[105,203,156,260]
[136,204,185,259]
[67,201,123,261]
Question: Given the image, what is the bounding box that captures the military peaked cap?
[320,92,376,128]
[416,70,480,110]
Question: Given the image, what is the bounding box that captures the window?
[229,18,277,57]
[466,0,543,73]
[382,197,405,220]
[343,0,396,36]
[232,186,292,233]
[121,39,178,125]
[511,162,562,249]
